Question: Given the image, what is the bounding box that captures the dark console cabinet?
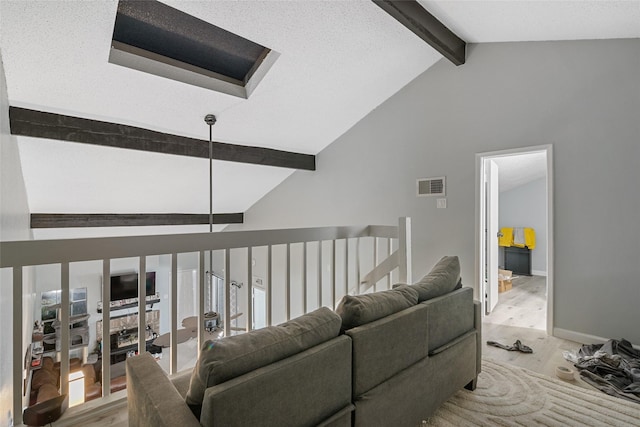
[504,246,531,276]
[109,329,162,364]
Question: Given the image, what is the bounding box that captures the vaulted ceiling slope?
[1,1,639,239]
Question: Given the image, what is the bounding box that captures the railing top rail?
[0,224,398,268]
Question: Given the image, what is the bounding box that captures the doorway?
[475,145,554,335]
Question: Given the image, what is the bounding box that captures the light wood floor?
[482,275,591,389]
[54,277,592,427]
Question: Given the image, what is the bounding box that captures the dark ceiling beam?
[31,213,243,228]
[9,107,315,170]
[372,0,466,66]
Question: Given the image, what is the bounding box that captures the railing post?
[267,246,272,326]
[13,266,23,426]
[356,238,361,295]
[138,257,147,358]
[317,241,322,309]
[344,239,348,299]
[373,238,379,292]
[398,217,412,284]
[198,251,205,349]
[224,249,231,336]
[60,262,70,397]
[331,240,336,310]
[170,254,178,374]
[102,259,111,398]
[285,244,291,321]
[387,238,393,289]
[247,247,253,333]
[302,242,308,314]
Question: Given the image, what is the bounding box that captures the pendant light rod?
[204,114,218,330]
[204,114,217,233]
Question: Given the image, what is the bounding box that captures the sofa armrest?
[126,352,200,427]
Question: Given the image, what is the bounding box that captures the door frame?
[474,144,554,335]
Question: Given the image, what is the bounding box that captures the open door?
[485,159,499,314]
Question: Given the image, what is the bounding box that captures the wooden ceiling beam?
[30,213,244,228]
[372,0,466,66]
[9,107,315,170]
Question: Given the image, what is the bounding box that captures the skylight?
[109,0,278,98]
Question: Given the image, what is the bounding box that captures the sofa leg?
[464,377,478,391]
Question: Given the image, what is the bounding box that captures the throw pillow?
[336,285,419,331]
[410,256,461,302]
[185,306,341,417]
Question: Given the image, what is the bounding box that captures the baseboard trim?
[553,327,640,350]
[531,269,547,276]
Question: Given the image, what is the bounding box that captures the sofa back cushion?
[185,307,341,415]
[346,303,430,397]
[336,285,418,331]
[409,256,460,302]
[425,287,474,352]
[201,336,353,427]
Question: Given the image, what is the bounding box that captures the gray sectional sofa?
[126,256,481,426]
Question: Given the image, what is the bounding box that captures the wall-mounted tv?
[110,272,156,302]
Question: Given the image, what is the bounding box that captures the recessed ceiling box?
[417,176,446,197]
[109,0,279,98]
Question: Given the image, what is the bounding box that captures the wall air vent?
[417,176,446,197]
[109,0,278,99]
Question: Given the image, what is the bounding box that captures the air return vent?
[417,177,446,197]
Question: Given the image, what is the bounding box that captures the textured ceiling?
[1,1,638,239]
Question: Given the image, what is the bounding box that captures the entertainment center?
[96,271,163,365]
[97,310,162,364]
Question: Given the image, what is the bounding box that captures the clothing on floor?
[563,338,640,404]
[487,340,533,353]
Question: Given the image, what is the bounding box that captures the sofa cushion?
[31,368,58,391]
[409,256,460,302]
[185,307,341,415]
[336,285,418,331]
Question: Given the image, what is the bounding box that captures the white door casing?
[486,159,500,314]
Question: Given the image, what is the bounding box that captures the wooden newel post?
[398,217,412,284]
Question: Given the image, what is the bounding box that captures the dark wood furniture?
[504,246,532,275]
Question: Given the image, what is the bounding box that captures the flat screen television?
[110,272,156,302]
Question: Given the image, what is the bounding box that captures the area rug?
[427,359,640,426]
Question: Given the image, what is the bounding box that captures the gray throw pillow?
[410,256,460,302]
[185,307,341,417]
[336,285,419,331]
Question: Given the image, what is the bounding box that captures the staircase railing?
[0,217,411,425]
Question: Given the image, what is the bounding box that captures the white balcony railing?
[0,217,411,425]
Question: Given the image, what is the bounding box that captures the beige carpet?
[427,359,640,426]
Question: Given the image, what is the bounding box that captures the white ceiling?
[1,1,639,239]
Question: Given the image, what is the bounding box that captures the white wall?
[231,39,640,346]
[1,52,34,426]
[499,177,547,275]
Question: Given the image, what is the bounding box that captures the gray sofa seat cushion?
[185,306,341,413]
[409,255,460,302]
[336,285,418,331]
